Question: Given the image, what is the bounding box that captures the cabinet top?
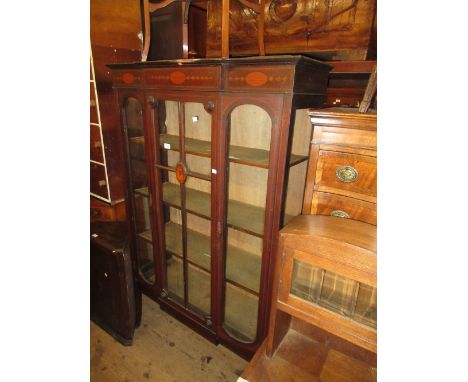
[108,55,332,95]
[107,55,332,70]
[280,215,376,254]
[308,107,377,131]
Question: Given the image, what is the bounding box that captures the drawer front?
[314,125,377,150]
[145,66,221,90]
[315,150,376,202]
[311,192,376,225]
[224,65,294,92]
[90,125,104,163]
[91,162,109,199]
[90,204,114,221]
[90,82,99,124]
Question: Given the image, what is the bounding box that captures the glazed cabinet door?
[216,95,288,355]
[119,93,158,290]
[217,96,314,355]
[148,95,216,328]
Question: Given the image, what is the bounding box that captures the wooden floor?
[91,295,247,382]
[241,319,377,382]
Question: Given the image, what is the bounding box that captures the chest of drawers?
[303,108,377,225]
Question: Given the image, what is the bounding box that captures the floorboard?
[91,295,247,382]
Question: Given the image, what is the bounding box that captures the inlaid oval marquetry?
[175,162,187,184]
[245,71,268,87]
[122,73,135,84]
[169,71,186,85]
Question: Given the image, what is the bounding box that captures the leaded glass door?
[152,98,214,323]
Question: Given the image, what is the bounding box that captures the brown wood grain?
[303,109,377,213]
[271,214,377,352]
[90,198,126,222]
[207,0,376,59]
[311,192,376,225]
[242,326,376,381]
[315,150,377,202]
[90,0,142,50]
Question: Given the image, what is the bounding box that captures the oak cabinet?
[240,215,377,382]
[110,56,331,357]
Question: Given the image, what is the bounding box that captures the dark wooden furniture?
[90,222,142,345]
[325,60,376,108]
[241,215,377,381]
[142,0,208,61]
[90,0,142,217]
[303,108,377,225]
[207,0,377,60]
[109,55,331,358]
[90,197,126,222]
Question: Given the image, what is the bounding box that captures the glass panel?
[136,239,155,284]
[290,259,377,329]
[166,254,184,305]
[353,284,377,328]
[282,109,313,226]
[291,261,323,302]
[223,104,272,343]
[124,97,155,284]
[185,175,211,315]
[158,100,212,319]
[320,270,358,316]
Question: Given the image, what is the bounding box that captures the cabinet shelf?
[163,182,265,237]
[165,222,261,294]
[137,230,153,243]
[137,222,261,294]
[166,255,259,341]
[160,134,307,168]
[129,136,146,161]
[134,187,149,197]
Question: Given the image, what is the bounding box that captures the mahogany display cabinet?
[109,55,331,357]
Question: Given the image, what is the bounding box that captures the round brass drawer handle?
[330,210,350,219]
[336,165,358,183]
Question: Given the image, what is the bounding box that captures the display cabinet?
[110,55,331,357]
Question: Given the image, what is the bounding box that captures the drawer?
[145,66,221,90]
[311,192,376,225]
[315,150,376,202]
[90,82,99,124]
[90,125,104,163]
[225,65,293,92]
[91,204,114,221]
[91,162,109,199]
[90,198,126,222]
[313,125,377,150]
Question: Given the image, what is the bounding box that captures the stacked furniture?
[90,0,142,221]
[240,108,377,380]
[109,55,331,357]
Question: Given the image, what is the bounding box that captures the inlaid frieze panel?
[145,67,221,90]
[225,65,294,92]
